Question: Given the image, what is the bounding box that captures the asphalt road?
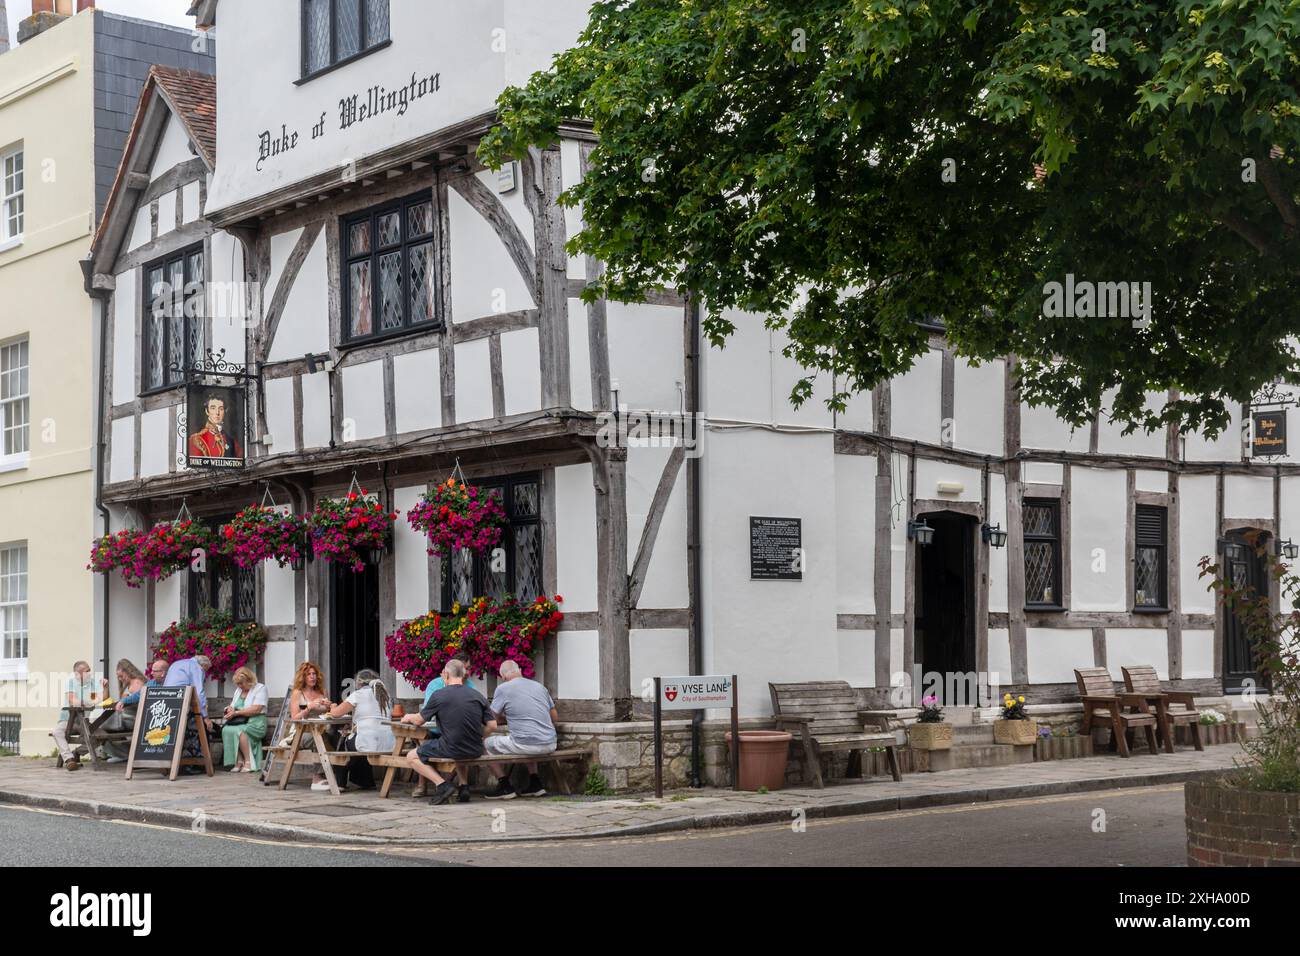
[0,784,1188,867]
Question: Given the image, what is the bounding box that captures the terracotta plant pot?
[993,718,1038,745]
[907,722,953,751]
[725,730,792,791]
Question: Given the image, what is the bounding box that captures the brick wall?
[1185,779,1300,866]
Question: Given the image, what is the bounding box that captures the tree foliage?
[479,0,1300,436]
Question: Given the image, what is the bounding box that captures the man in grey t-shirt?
[484,660,558,799]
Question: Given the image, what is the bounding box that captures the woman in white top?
[325,669,395,790]
[221,667,268,772]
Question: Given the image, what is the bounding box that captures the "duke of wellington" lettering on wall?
[255,70,443,172]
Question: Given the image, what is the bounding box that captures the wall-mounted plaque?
[750,516,803,581]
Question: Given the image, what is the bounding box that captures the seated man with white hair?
[484,659,558,799]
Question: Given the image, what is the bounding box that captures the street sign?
[1251,410,1287,458]
[652,674,739,799]
[659,674,735,711]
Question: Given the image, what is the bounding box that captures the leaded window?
[189,517,256,622]
[1023,498,1062,608]
[341,191,440,343]
[1134,505,1168,610]
[442,474,543,611]
[142,245,205,392]
[302,0,390,80]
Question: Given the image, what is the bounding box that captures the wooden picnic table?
[276,716,353,795]
[59,704,131,771]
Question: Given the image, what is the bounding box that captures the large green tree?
[480,0,1300,437]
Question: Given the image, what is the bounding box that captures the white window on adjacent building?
[0,339,29,467]
[1,146,23,244]
[0,544,28,677]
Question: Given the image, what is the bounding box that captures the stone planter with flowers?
[993,691,1038,745]
[907,694,953,751]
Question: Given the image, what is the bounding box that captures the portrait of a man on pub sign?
[187,388,244,465]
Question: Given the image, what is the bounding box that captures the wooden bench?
[1121,665,1204,753]
[1074,667,1160,757]
[769,681,905,787]
[375,721,590,797]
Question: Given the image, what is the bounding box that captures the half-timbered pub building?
[83,0,1296,785]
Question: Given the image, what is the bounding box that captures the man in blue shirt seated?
[163,655,212,772]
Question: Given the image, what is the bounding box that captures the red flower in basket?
[406,478,506,558]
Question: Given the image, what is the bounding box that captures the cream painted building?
[0,4,211,754]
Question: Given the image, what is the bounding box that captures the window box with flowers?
[153,607,267,684]
[993,691,1038,745]
[88,519,215,588]
[307,489,396,572]
[906,694,953,750]
[385,594,563,689]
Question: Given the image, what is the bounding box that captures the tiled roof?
[150,66,216,167]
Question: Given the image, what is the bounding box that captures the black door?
[330,561,380,699]
[915,512,976,702]
[1223,533,1270,694]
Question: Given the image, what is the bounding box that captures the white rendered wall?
[1069,466,1127,611]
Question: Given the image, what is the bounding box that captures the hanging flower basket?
[87,519,214,588]
[153,607,267,683]
[385,594,563,688]
[216,504,307,569]
[406,477,506,558]
[307,490,396,572]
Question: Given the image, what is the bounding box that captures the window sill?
[0,665,28,681]
[340,321,444,351]
[0,454,29,474]
[1132,606,1170,615]
[295,40,392,86]
[0,235,23,254]
[1024,604,1066,613]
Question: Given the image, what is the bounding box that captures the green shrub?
[583,765,611,796]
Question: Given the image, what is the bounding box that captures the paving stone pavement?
[0,748,1240,845]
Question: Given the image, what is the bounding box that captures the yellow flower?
[1018,695,1025,703]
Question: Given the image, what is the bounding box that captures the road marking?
[0,783,1184,858]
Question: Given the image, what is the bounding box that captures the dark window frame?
[339,189,442,346]
[1133,504,1169,612]
[1023,497,1064,610]
[141,243,205,396]
[298,0,392,84]
[440,473,543,613]
[187,513,257,624]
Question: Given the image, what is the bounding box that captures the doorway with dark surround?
[329,560,380,700]
[915,511,978,704]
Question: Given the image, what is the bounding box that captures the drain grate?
[285,804,376,817]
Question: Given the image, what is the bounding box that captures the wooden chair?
[1073,667,1160,757]
[1121,665,1204,753]
[768,680,905,787]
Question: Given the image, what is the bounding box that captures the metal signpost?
[652,673,738,798]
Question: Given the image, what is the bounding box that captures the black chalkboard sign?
[1252,411,1287,458]
[750,516,803,580]
[125,685,212,779]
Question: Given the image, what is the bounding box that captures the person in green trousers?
[221,667,268,772]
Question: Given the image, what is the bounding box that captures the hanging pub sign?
[750,516,803,580]
[183,350,249,470]
[1252,410,1287,459]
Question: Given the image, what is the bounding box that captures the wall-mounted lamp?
[304,352,337,449]
[982,523,1009,548]
[1279,538,1299,560]
[907,519,935,546]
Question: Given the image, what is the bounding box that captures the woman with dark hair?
[325,669,395,791]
